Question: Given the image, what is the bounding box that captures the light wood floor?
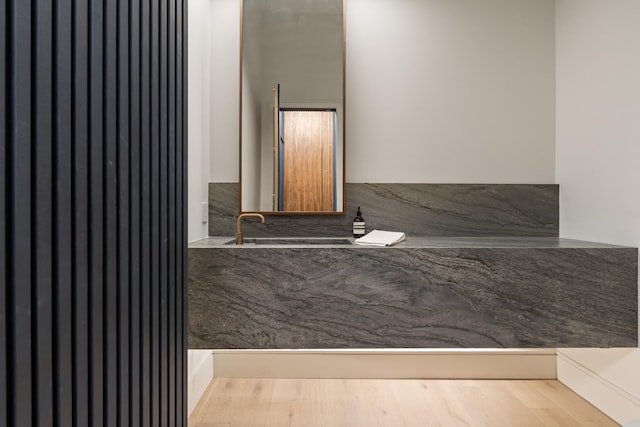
[189,378,618,427]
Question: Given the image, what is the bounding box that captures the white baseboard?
[557,352,640,425]
[188,350,214,416]
[213,349,557,379]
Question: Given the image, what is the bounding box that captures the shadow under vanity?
[189,184,638,349]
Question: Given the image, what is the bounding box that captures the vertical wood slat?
[128,0,142,425]
[160,0,169,424]
[2,0,187,425]
[54,0,74,425]
[150,0,162,425]
[103,0,119,424]
[167,0,177,424]
[178,0,187,422]
[140,0,153,425]
[10,1,34,426]
[117,0,131,425]
[89,0,105,424]
[34,0,55,425]
[0,1,7,425]
[72,0,90,424]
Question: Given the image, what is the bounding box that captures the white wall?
[347,0,555,183]
[209,0,241,183]
[555,0,640,423]
[187,0,216,414]
[208,0,557,184]
[188,0,213,242]
[187,349,213,416]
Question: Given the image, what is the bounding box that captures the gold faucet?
[236,213,266,245]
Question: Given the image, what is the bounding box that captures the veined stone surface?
[209,183,559,237]
[188,243,637,349]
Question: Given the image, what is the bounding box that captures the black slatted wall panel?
[1,0,188,425]
[0,0,6,423]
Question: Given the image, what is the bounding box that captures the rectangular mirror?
[240,0,345,214]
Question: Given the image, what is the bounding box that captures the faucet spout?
[236,213,266,245]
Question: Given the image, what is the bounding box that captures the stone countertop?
[189,236,634,249]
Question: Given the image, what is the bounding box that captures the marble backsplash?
[209,183,559,237]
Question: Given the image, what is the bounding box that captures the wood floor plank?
[532,407,583,427]
[388,380,443,427]
[264,379,306,427]
[467,380,550,426]
[358,379,407,427]
[300,379,347,427]
[422,380,479,426]
[189,378,619,427]
[199,378,252,424]
[339,378,381,427]
[228,378,276,426]
[452,381,498,426]
[538,380,618,426]
[189,376,225,423]
[501,379,557,409]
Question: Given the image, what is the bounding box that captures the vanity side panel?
[188,247,637,349]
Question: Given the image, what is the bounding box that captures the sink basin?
[225,237,353,246]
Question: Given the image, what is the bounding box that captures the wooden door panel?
[283,110,334,211]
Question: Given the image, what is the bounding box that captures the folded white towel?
[354,229,406,247]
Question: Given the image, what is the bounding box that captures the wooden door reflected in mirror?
[279,110,336,212]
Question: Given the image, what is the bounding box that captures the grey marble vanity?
[193,183,637,349]
[188,236,638,349]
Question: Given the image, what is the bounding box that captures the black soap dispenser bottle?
[352,206,366,238]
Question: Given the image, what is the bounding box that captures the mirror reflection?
[240,0,345,213]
